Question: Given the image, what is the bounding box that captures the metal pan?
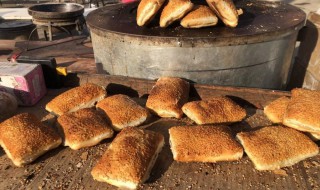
[28,3,84,20]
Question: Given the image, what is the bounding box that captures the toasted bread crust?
[283,88,320,134]
[146,77,190,118]
[160,0,194,27]
[46,83,106,116]
[169,125,243,162]
[237,126,319,170]
[206,0,239,27]
[96,94,149,131]
[57,108,114,150]
[181,5,218,28]
[91,127,164,188]
[182,97,246,124]
[264,96,290,123]
[0,113,62,166]
[137,0,166,26]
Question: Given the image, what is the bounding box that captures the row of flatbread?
[236,88,320,172]
[0,78,319,190]
[57,80,319,189]
[264,88,320,140]
[145,78,319,172]
[0,77,247,189]
[90,80,319,189]
[137,0,242,28]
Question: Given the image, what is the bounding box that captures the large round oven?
[86,0,305,89]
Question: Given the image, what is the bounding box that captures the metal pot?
[0,20,37,40]
[28,3,84,20]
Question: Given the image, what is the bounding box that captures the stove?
[86,0,306,89]
[28,3,87,41]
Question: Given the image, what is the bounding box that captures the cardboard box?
[0,62,47,106]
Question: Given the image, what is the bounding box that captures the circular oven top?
[87,0,305,45]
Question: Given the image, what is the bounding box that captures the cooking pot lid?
[0,20,34,30]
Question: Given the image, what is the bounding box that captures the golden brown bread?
[263,95,320,141]
[169,125,243,162]
[91,127,164,189]
[237,125,319,170]
[283,88,320,135]
[146,77,190,118]
[96,94,149,131]
[0,113,62,167]
[46,83,106,116]
[264,96,290,124]
[57,108,114,150]
[180,5,218,28]
[182,97,246,124]
[160,0,194,27]
[206,0,240,27]
[137,0,166,26]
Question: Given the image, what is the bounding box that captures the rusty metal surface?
[28,3,84,19]
[90,28,298,89]
[0,75,319,190]
[86,0,306,45]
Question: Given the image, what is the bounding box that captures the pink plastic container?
[0,62,47,106]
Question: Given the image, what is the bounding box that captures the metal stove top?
[87,0,305,44]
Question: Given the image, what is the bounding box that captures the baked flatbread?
[182,97,246,124]
[237,126,319,170]
[160,0,194,27]
[57,108,114,150]
[0,113,62,167]
[91,127,164,189]
[283,88,320,135]
[263,95,320,141]
[96,94,149,131]
[169,125,243,162]
[46,83,106,116]
[146,77,190,118]
[206,0,241,27]
[181,5,218,28]
[264,96,290,123]
[137,0,166,26]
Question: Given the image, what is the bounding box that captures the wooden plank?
[55,57,97,74]
[78,74,290,108]
[15,36,94,60]
[13,37,96,74]
[0,40,16,50]
[0,75,319,190]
